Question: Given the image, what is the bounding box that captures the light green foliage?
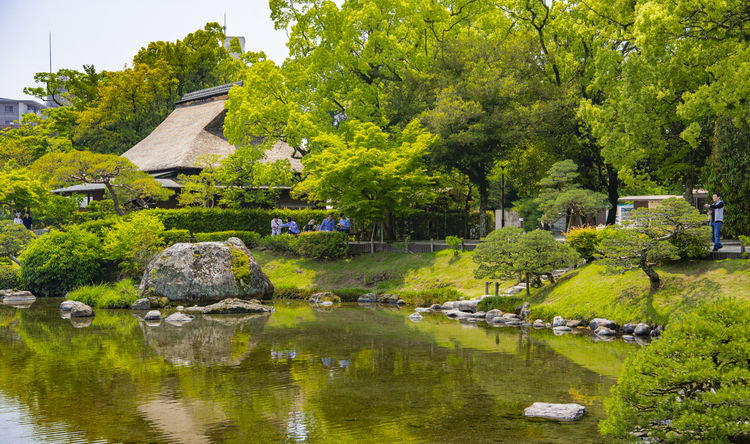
[0,107,76,168]
[32,150,171,216]
[0,259,21,289]
[65,279,139,309]
[473,226,579,296]
[34,194,80,228]
[565,226,607,262]
[0,168,48,215]
[597,198,709,290]
[601,299,750,442]
[294,232,349,260]
[102,212,165,278]
[24,64,102,109]
[293,120,436,223]
[19,227,103,296]
[445,235,461,256]
[536,160,609,229]
[162,229,192,245]
[0,220,35,265]
[262,235,298,254]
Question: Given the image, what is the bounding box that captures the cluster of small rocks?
[129,297,274,328]
[357,293,406,305]
[409,294,664,341]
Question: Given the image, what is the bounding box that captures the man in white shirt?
[271,216,282,236]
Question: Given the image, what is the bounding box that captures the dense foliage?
[66,279,139,309]
[262,232,349,260]
[0,259,20,289]
[565,226,607,262]
[601,299,750,442]
[597,198,709,290]
[194,231,262,249]
[102,212,165,278]
[0,220,35,264]
[477,296,526,314]
[19,228,103,296]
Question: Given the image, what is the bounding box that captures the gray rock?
[634,323,651,336]
[185,305,203,313]
[377,294,399,304]
[408,312,423,322]
[651,325,664,338]
[566,319,581,328]
[139,238,274,304]
[429,304,442,311]
[357,293,377,303]
[308,292,332,303]
[192,298,275,315]
[2,290,36,309]
[69,302,94,318]
[504,319,523,326]
[144,310,162,321]
[441,301,459,310]
[415,307,431,313]
[622,323,636,335]
[524,403,586,421]
[444,309,472,319]
[589,318,618,331]
[545,322,552,328]
[458,300,478,313]
[164,312,194,325]
[485,309,503,321]
[396,299,406,306]
[622,335,635,341]
[595,326,616,336]
[131,298,151,310]
[533,319,545,328]
[553,326,571,333]
[552,316,566,327]
[502,313,520,320]
[176,306,184,311]
[59,300,79,313]
[519,302,531,321]
[319,301,333,307]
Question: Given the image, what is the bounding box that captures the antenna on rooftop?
[223,13,227,34]
[49,32,52,74]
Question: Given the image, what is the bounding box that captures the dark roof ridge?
[176,81,244,105]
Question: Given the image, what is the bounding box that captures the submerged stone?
[524,403,586,421]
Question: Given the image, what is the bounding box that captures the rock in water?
[139,238,273,304]
[144,310,162,321]
[192,298,275,315]
[524,403,586,421]
[131,298,150,310]
[408,312,423,321]
[67,301,94,318]
[164,312,194,325]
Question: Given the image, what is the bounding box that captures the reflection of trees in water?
[139,313,271,366]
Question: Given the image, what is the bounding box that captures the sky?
[0,0,291,102]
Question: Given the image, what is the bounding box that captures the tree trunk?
[478,182,488,238]
[525,272,530,297]
[8,255,20,266]
[104,182,125,216]
[545,272,555,284]
[640,257,661,291]
[606,164,619,225]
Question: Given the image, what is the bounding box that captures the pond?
[0,299,641,443]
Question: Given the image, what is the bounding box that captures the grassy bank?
[253,249,515,303]
[528,259,750,324]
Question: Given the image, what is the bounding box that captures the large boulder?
[140,238,273,304]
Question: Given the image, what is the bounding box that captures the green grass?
[66,279,140,309]
[253,249,515,303]
[527,259,750,324]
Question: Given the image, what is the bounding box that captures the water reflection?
[0,300,640,443]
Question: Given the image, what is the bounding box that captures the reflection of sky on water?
[285,410,310,443]
[271,349,298,361]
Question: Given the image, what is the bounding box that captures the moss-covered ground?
[253,249,515,299]
[527,259,750,324]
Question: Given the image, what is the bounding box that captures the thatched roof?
[122,90,302,174]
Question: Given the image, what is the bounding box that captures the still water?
[0,299,639,443]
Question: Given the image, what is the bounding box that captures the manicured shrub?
[477,295,525,313]
[74,218,118,238]
[19,227,104,296]
[102,212,165,279]
[0,260,20,289]
[445,235,461,256]
[601,299,750,443]
[565,226,603,261]
[295,231,349,259]
[0,220,36,263]
[66,279,139,309]
[194,231,262,249]
[162,229,192,245]
[262,235,299,254]
[398,287,465,306]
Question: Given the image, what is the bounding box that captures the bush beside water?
[477,296,526,313]
[66,279,139,309]
[0,260,21,289]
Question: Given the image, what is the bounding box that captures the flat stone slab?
[524,402,586,421]
[192,298,275,315]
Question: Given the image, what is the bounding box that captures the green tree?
[0,220,35,265]
[597,198,709,290]
[24,64,102,109]
[31,151,171,216]
[473,226,579,296]
[293,120,436,237]
[0,107,77,167]
[0,168,48,216]
[601,299,750,443]
[102,212,165,278]
[535,160,608,230]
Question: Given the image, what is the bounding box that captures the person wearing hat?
[303,219,317,232]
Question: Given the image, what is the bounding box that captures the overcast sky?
[0,0,291,102]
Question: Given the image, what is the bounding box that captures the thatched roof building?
[122,81,302,177]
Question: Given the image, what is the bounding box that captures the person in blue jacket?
[318,214,335,232]
[336,213,351,234]
[704,192,725,251]
[280,217,300,236]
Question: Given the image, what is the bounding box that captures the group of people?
[12,211,33,230]
[271,213,350,236]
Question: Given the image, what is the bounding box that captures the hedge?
[194,231,262,249]
[262,232,349,259]
[70,208,494,240]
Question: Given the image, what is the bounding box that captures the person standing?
[280,217,301,236]
[336,213,351,234]
[303,219,317,232]
[12,212,22,224]
[318,214,335,232]
[21,212,33,230]
[704,193,725,251]
[271,216,282,236]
